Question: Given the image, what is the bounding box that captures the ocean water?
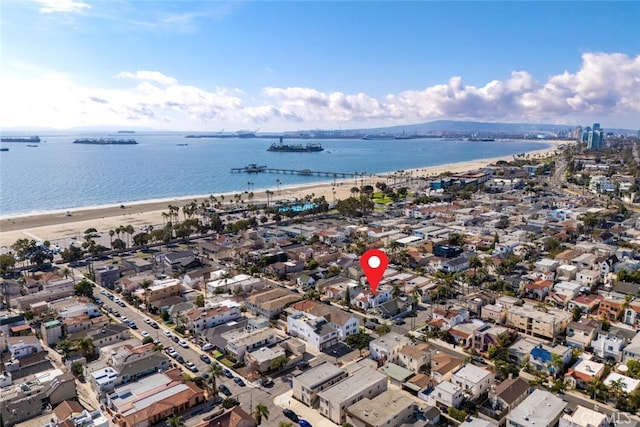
[0,133,548,216]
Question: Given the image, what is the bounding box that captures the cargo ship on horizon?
[1,136,41,143]
[73,138,138,145]
[267,137,324,152]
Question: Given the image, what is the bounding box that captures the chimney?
[508,373,513,380]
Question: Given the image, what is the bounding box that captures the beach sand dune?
[0,143,560,248]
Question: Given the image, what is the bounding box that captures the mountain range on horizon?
[1,119,636,136]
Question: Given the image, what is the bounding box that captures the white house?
[420,380,463,409]
[369,332,411,363]
[5,336,43,359]
[287,312,339,352]
[451,364,495,399]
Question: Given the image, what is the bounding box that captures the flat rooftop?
[295,362,345,390]
[347,389,415,424]
[508,389,566,427]
[318,366,386,403]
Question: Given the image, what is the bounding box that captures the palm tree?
[252,403,270,425]
[166,414,185,427]
[109,229,115,246]
[549,353,564,379]
[125,225,135,248]
[609,378,626,404]
[207,363,223,396]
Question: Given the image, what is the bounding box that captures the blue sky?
[1,1,639,131]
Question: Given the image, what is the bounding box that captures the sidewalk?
[274,390,339,427]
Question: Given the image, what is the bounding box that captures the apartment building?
[292,362,348,407]
[223,328,278,360]
[107,368,205,427]
[318,366,388,424]
[369,332,411,363]
[1,368,77,425]
[506,303,571,340]
[346,390,417,427]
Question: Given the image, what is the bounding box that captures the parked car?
[233,377,245,386]
[299,420,313,427]
[200,354,212,364]
[141,331,150,338]
[283,409,299,423]
[202,343,215,351]
[178,340,189,348]
[150,322,159,329]
[185,362,198,372]
[219,384,232,396]
[223,368,234,378]
[163,330,172,337]
[172,335,180,343]
[175,354,185,364]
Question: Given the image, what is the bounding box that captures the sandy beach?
[0,141,562,249]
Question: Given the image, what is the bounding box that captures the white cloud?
[34,0,90,13]
[114,70,177,86]
[1,53,638,130]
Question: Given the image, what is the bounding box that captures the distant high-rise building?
[587,123,604,150]
[582,126,591,143]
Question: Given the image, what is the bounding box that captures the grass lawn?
[373,192,394,204]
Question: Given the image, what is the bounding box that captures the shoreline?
[0,141,562,248]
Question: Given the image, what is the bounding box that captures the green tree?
[448,407,468,422]
[571,305,583,322]
[142,336,154,345]
[345,332,372,356]
[77,337,95,359]
[252,403,270,425]
[279,422,293,427]
[56,339,73,357]
[61,245,84,262]
[166,415,185,427]
[0,253,16,273]
[194,294,205,307]
[71,361,85,380]
[269,355,288,372]
[222,398,240,409]
[74,279,94,297]
[207,363,223,396]
[376,324,391,336]
[343,287,352,308]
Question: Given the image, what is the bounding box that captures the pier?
[231,165,356,178]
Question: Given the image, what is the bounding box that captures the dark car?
[394,319,405,325]
[260,377,274,387]
[200,354,212,364]
[233,377,245,386]
[223,368,234,378]
[298,420,313,427]
[219,384,232,396]
[172,335,180,343]
[283,409,299,423]
[175,354,185,364]
[150,322,159,329]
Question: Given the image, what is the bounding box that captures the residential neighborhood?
[2,134,640,427]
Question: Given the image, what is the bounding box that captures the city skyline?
[1,0,639,131]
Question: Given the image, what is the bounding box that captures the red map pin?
[360,249,389,294]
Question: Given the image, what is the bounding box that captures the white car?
[121,317,128,323]
[141,331,150,338]
[163,330,172,337]
[144,318,152,324]
[178,340,189,348]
